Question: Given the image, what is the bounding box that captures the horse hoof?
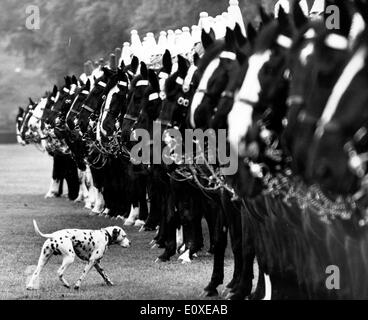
[124,220,135,226]
[134,219,145,227]
[45,193,56,199]
[154,257,167,263]
[74,286,80,290]
[221,288,231,297]
[151,244,158,249]
[106,281,114,286]
[203,289,218,297]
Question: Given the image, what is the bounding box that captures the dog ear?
[112,228,120,241]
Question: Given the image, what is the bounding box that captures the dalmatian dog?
[26,220,131,290]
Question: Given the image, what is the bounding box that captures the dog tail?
[33,220,52,238]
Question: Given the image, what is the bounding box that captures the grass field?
[0,144,233,300]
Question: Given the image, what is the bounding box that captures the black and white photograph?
[1,0,368,306]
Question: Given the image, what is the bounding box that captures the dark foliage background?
[1,0,281,82]
[0,0,286,133]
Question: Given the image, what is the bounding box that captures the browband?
[159,72,169,79]
[136,80,149,86]
[304,28,316,39]
[176,77,184,85]
[324,34,349,50]
[118,81,128,87]
[219,51,237,60]
[149,92,159,101]
[276,35,292,49]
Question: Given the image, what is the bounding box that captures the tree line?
[1,0,278,84]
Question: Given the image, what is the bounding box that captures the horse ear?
[148,69,159,91]
[71,75,78,85]
[277,6,291,33]
[65,76,71,88]
[209,28,216,41]
[193,52,200,66]
[234,23,247,48]
[354,0,368,24]
[259,5,271,25]
[293,0,308,30]
[325,0,352,37]
[177,55,189,78]
[118,67,128,82]
[119,58,126,71]
[52,85,58,96]
[131,56,139,74]
[162,49,172,74]
[19,106,24,113]
[201,29,214,50]
[85,79,91,91]
[140,62,148,79]
[224,27,236,50]
[246,23,257,46]
[29,97,34,105]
